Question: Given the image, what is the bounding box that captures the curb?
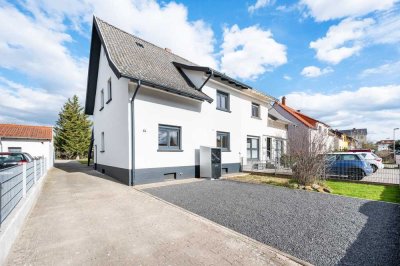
[136,188,312,266]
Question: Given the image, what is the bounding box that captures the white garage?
[0,124,54,168]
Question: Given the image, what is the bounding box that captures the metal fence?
[0,158,48,226]
[242,153,400,185]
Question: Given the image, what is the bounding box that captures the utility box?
[200,146,222,179]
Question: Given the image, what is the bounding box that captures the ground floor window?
[158,125,181,150]
[247,137,259,160]
[216,131,230,151]
[100,132,105,152]
[266,137,272,159]
[8,147,22,153]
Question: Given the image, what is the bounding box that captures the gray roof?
[85,17,274,114]
[339,128,367,135]
[95,17,213,102]
[268,106,292,124]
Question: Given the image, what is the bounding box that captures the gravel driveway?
[144,180,400,266]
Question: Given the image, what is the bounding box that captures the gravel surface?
[144,179,400,266]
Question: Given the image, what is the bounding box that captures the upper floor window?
[216,90,230,112]
[100,89,104,111]
[106,78,112,103]
[216,131,230,151]
[251,103,260,118]
[158,125,181,151]
[100,132,105,152]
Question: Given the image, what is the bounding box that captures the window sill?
[216,108,231,113]
[157,149,184,152]
[221,149,231,152]
[99,107,104,111]
[251,116,261,120]
[100,150,105,153]
[106,99,112,104]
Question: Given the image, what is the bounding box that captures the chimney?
[282,96,286,105]
[165,48,172,53]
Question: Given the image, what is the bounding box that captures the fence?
[0,158,48,226]
[242,153,400,185]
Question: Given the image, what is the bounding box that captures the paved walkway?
[6,161,304,265]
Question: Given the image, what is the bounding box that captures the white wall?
[0,139,53,168]
[92,45,130,169]
[134,76,287,170]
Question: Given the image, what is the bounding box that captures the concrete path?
[6,161,305,266]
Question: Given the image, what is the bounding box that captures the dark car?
[0,152,34,169]
[326,153,373,180]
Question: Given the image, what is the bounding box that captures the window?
[158,125,181,151]
[100,89,104,110]
[8,147,22,153]
[216,131,230,151]
[340,154,359,161]
[216,90,230,111]
[247,137,259,160]
[266,137,272,159]
[251,103,260,118]
[106,78,112,103]
[100,132,105,152]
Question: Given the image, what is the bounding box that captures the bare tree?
[288,126,331,185]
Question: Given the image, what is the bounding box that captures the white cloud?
[300,0,397,22]
[0,77,65,125]
[0,2,87,97]
[220,24,287,80]
[283,85,400,140]
[26,0,218,68]
[359,60,400,78]
[309,18,374,64]
[283,75,292,80]
[248,0,270,14]
[301,66,333,78]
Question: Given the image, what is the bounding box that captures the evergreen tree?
[54,95,92,159]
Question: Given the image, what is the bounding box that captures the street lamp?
[394,128,399,158]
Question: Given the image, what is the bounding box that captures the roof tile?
[0,124,52,140]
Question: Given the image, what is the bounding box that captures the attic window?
[135,42,144,48]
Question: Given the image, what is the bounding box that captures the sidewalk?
[6,161,305,265]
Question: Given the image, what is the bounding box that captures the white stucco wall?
[134,77,287,170]
[91,46,288,175]
[0,139,54,168]
[92,45,130,169]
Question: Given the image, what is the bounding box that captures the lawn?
[326,180,400,204]
[227,175,400,204]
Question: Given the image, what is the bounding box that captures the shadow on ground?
[54,161,123,185]
[339,200,400,265]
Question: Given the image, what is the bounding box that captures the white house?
[377,140,393,151]
[0,124,54,168]
[84,17,289,185]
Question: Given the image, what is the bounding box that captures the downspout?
[199,70,213,90]
[129,80,141,186]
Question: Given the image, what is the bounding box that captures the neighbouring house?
[274,97,333,153]
[0,124,54,168]
[376,140,394,151]
[84,17,289,185]
[331,130,358,151]
[339,128,367,148]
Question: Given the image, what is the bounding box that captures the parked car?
[347,151,384,172]
[0,152,34,169]
[325,153,373,180]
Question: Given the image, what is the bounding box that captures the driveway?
[144,179,400,266]
[5,161,302,265]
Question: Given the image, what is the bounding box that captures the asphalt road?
[145,179,400,266]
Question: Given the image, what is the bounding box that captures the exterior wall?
[90,47,288,185]
[133,77,285,184]
[91,45,131,184]
[0,139,54,168]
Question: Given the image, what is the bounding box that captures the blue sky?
[0,0,399,141]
